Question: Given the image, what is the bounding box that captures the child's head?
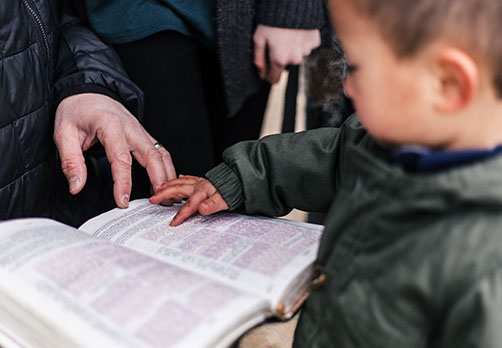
[329,0,502,150]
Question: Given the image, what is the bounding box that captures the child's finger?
[198,193,228,216]
[170,206,194,226]
[169,182,216,225]
[178,174,201,180]
[149,183,195,204]
[156,176,199,191]
[170,196,205,226]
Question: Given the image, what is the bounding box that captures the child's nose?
[343,76,354,99]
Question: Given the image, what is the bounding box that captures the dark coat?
[0,0,143,222]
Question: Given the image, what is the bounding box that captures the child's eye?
[342,64,358,79]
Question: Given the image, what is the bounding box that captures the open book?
[0,199,323,348]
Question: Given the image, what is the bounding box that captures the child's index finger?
[170,200,199,226]
[170,186,214,225]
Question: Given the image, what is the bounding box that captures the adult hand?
[253,24,321,84]
[54,93,176,208]
[149,175,229,226]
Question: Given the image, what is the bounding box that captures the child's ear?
[433,48,479,113]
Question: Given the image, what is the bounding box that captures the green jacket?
[206,115,502,347]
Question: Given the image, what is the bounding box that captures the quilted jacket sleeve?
[52,2,144,118]
[206,126,346,217]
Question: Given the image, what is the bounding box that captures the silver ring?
[153,142,163,149]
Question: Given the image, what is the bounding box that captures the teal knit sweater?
[85,0,216,47]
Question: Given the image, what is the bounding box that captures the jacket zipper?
[22,0,52,93]
[22,0,51,58]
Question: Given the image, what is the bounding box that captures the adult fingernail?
[69,176,81,193]
[120,194,130,208]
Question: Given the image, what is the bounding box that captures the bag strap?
[282,65,299,133]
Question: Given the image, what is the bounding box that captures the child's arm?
[150,175,228,226]
[151,120,362,223]
[204,126,349,217]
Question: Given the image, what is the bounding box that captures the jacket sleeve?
[206,126,346,217]
[255,0,325,29]
[439,268,502,348]
[52,3,144,118]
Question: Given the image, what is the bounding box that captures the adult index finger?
[54,129,88,195]
[101,132,133,208]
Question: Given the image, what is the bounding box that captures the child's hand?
[149,175,229,226]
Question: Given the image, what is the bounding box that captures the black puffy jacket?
[0,0,143,221]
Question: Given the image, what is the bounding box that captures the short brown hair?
[349,0,502,98]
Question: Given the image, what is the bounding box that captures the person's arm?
[52,4,175,208]
[253,0,325,83]
[207,127,344,216]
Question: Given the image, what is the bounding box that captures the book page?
[80,199,323,311]
[0,219,268,348]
